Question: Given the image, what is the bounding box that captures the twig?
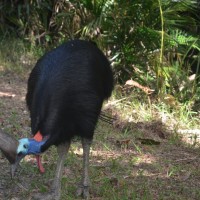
[0,92,16,98]
[173,156,198,163]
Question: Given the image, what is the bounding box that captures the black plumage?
[26,39,113,199]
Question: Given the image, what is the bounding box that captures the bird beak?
[11,153,25,178]
[0,128,22,178]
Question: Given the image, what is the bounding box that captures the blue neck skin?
[17,138,46,155]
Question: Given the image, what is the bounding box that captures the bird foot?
[76,184,90,199]
[32,190,60,200]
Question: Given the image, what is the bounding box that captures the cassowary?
[0,40,113,199]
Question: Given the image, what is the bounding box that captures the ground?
[0,70,200,200]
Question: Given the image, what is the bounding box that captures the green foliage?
[0,0,200,107]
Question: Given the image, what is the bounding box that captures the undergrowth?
[0,36,44,76]
[109,87,199,129]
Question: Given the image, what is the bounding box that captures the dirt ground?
[0,71,200,200]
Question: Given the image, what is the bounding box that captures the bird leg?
[76,138,92,199]
[51,142,70,199]
[33,142,70,200]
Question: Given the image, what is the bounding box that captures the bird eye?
[23,144,28,149]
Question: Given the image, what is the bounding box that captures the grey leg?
[76,138,92,199]
[33,142,70,200]
[51,142,70,199]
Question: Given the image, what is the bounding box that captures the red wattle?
[33,131,45,173]
[36,155,45,173]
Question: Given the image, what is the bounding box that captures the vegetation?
[0,1,200,199]
[0,0,199,109]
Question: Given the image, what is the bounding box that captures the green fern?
[169,29,200,50]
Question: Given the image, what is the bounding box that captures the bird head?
[17,138,45,155]
[13,138,46,177]
[0,129,45,178]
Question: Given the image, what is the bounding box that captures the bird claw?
[76,185,90,199]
